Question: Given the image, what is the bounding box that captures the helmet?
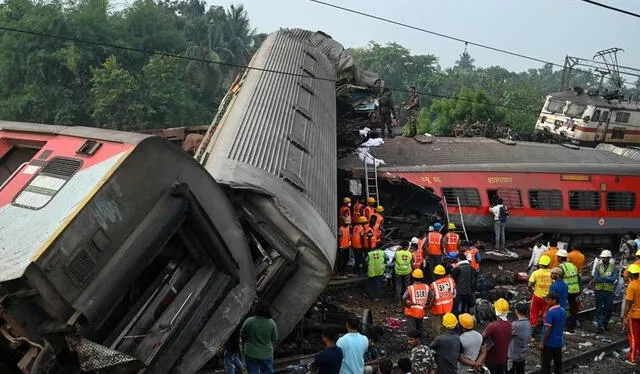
[556,249,568,257]
[343,197,351,204]
[600,250,612,258]
[628,264,640,275]
[428,226,434,232]
[411,269,424,279]
[447,252,458,260]
[538,255,551,266]
[375,205,384,213]
[494,298,510,314]
[442,312,458,329]
[410,237,419,245]
[367,197,376,204]
[433,223,442,230]
[433,265,446,275]
[448,223,456,230]
[358,216,368,224]
[458,313,474,329]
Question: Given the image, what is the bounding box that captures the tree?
[426,88,504,135]
[454,51,475,70]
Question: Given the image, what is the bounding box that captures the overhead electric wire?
[580,0,640,18]
[0,24,541,114]
[307,0,640,84]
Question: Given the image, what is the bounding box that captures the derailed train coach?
[0,29,374,373]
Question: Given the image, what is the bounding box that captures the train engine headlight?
[540,116,547,123]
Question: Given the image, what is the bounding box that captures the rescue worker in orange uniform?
[403,269,429,333]
[427,225,444,277]
[371,206,384,244]
[417,229,429,257]
[623,249,640,281]
[443,223,460,257]
[363,197,376,220]
[464,244,481,277]
[427,264,456,336]
[622,263,640,366]
[542,244,560,270]
[337,221,351,274]
[351,216,366,274]
[339,197,352,226]
[567,246,585,273]
[410,237,425,270]
[352,198,364,224]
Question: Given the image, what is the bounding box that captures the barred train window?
[569,191,600,211]
[607,192,636,211]
[546,100,565,113]
[441,188,481,207]
[529,190,563,210]
[488,189,522,208]
[615,112,631,123]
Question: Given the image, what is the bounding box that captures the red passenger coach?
[339,137,640,236]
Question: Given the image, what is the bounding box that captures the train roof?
[338,136,640,175]
[0,120,150,144]
[548,90,640,111]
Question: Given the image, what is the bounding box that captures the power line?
[580,0,640,18]
[307,0,640,84]
[0,24,541,114]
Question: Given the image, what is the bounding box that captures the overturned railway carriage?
[0,122,255,373]
[534,90,640,145]
[340,137,640,239]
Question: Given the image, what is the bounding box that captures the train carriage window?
[529,190,563,210]
[615,112,631,123]
[607,192,636,211]
[546,100,565,113]
[611,127,626,140]
[602,111,609,121]
[569,191,600,211]
[566,103,586,118]
[441,187,481,207]
[592,110,601,122]
[487,189,522,208]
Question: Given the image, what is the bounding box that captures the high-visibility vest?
[364,206,375,220]
[404,283,429,319]
[352,225,364,249]
[444,232,460,253]
[367,250,386,277]
[560,261,580,294]
[428,232,443,256]
[412,249,424,269]
[465,247,480,270]
[430,277,455,315]
[595,264,615,292]
[352,202,364,223]
[339,205,351,225]
[338,226,351,249]
[372,213,383,241]
[395,250,413,275]
[363,225,376,249]
[417,238,426,254]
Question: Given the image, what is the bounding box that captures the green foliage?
[426,88,504,135]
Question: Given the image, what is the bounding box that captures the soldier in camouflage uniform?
[378,88,395,138]
[407,329,437,374]
[404,86,420,137]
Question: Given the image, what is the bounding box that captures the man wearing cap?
[403,269,429,332]
[549,268,568,310]
[482,298,512,374]
[538,292,566,374]
[558,250,581,332]
[458,313,486,374]
[593,250,618,333]
[623,263,640,366]
[528,255,552,338]
[427,265,456,336]
[407,330,437,374]
[429,313,463,374]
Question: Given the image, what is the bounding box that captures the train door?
[595,110,609,142]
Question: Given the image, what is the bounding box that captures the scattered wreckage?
[0,29,381,373]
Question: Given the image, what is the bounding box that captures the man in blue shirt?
[311,327,343,374]
[337,317,368,374]
[549,268,568,309]
[538,292,566,374]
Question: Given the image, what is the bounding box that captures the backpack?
[498,205,509,223]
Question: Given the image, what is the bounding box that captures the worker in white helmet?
[593,250,618,333]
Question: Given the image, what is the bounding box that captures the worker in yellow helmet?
[363,196,377,220]
[429,313,462,374]
[427,265,456,336]
[403,269,429,332]
[529,255,552,339]
[443,223,460,257]
[458,313,486,372]
[482,299,512,372]
[623,263,640,365]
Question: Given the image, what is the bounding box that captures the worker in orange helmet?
[403,269,429,333]
[363,196,376,220]
[339,197,352,226]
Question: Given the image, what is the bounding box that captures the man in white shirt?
[489,198,506,250]
[528,240,547,274]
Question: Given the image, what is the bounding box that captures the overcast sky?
[214,0,640,75]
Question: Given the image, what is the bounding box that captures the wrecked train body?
[0,29,374,373]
